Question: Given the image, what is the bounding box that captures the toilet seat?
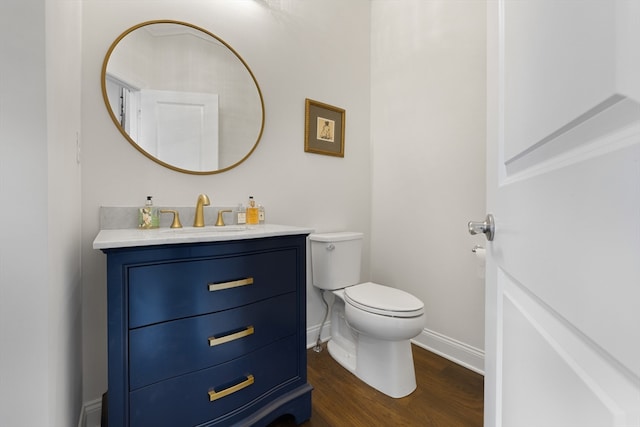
[344,282,424,318]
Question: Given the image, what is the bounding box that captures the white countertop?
[93,224,314,250]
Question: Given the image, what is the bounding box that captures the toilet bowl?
[344,282,425,340]
[309,232,426,398]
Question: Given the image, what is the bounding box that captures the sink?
[160,225,248,234]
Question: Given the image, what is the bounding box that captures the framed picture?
[304,98,345,157]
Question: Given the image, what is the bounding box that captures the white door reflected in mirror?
[139,90,219,171]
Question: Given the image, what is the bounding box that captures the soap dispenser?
[139,196,159,229]
[234,203,246,225]
[246,196,259,226]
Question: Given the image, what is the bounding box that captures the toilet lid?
[344,282,424,318]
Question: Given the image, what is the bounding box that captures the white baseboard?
[412,328,485,375]
[78,397,102,427]
[307,322,485,375]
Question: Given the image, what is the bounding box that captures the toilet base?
[327,339,356,373]
[327,336,417,399]
[356,335,417,398]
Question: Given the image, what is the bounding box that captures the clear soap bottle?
[234,203,246,226]
[139,196,159,229]
[246,196,259,226]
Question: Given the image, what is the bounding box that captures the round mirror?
[101,20,265,174]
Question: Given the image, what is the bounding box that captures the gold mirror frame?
[101,20,265,175]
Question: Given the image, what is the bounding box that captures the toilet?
[309,232,425,398]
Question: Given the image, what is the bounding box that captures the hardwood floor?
[269,344,484,427]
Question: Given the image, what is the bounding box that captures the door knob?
[468,214,495,241]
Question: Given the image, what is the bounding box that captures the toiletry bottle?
[258,204,265,225]
[139,196,159,229]
[234,203,246,225]
[246,196,259,226]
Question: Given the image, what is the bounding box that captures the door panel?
[501,270,638,426]
[498,142,640,376]
[139,89,219,171]
[486,1,640,425]
[504,0,617,161]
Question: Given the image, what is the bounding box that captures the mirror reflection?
[101,20,264,174]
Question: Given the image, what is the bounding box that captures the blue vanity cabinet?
[101,234,312,427]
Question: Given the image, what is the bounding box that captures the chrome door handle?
[468,214,495,241]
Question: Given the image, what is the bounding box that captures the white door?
[105,74,140,140]
[483,1,640,426]
[139,89,219,171]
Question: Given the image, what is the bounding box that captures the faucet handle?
[160,210,183,228]
[215,210,233,227]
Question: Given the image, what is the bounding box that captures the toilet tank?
[309,232,363,290]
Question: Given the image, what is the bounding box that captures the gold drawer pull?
[208,375,255,402]
[208,277,254,292]
[208,326,254,347]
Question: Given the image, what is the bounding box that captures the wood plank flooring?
[269,344,484,427]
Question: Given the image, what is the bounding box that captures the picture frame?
[304,98,345,157]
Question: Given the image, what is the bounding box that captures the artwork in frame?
[304,98,345,157]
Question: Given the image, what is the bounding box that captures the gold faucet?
[215,209,232,226]
[193,193,211,227]
[160,209,183,228]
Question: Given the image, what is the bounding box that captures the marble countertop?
[93,224,315,250]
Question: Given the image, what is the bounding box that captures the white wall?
[0,0,83,426]
[81,0,372,404]
[0,3,49,426]
[47,0,84,423]
[370,1,487,371]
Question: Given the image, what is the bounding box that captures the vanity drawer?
[129,292,297,390]
[129,335,299,427]
[128,248,297,328]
